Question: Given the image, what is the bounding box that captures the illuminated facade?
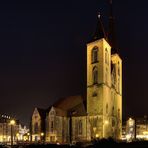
[123,117,148,141]
[87,30,122,140]
[31,3,122,143]
[0,115,29,143]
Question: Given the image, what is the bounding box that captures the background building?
[0,115,29,144]
[122,116,148,141]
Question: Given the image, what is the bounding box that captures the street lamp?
[27,133,30,142]
[41,132,44,143]
[10,119,15,147]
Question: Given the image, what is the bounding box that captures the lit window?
[92,46,98,63]
[93,67,98,84]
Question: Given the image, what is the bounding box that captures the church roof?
[88,14,107,43]
[53,95,86,116]
[54,95,84,111]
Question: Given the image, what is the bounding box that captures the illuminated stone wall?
[31,108,42,141]
[45,107,69,143]
[87,38,122,139]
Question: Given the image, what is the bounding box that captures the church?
[31,1,122,143]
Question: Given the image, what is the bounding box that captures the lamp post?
[41,132,44,143]
[27,132,30,142]
[10,120,15,147]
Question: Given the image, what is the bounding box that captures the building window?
[93,118,97,127]
[78,120,82,135]
[118,62,120,76]
[50,110,55,115]
[118,78,120,93]
[112,119,115,127]
[34,122,39,134]
[93,67,98,84]
[105,48,109,65]
[112,106,114,116]
[105,67,108,84]
[92,46,98,63]
[51,121,54,132]
[118,109,120,121]
[106,104,108,114]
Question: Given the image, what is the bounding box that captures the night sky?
[0,0,147,126]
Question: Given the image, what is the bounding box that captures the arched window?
[93,67,98,84]
[91,46,98,63]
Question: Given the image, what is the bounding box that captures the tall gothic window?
[34,122,39,134]
[92,46,98,63]
[78,120,82,135]
[112,106,114,116]
[51,121,54,132]
[105,48,109,65]
[93,67,98,84]
[106,104,108,114]
[105,67,108,84]
[117,62,120,78]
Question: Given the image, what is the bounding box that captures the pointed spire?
[88,12,107,43]
[108,0,118,53]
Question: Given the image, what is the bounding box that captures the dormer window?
[92,46,98,63]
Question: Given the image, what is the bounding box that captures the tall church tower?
[87,15,112,139]
[87,1,122,140]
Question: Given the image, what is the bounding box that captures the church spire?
[89,12,107,43]
[108,0,118,53]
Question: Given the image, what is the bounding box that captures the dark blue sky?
[0,0,147,125]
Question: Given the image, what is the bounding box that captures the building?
[0,114,29,144]
[31,1,122,143]
[123,116,148,141]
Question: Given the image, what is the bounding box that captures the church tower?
[87,15,112,139]
[87,1,122,140]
